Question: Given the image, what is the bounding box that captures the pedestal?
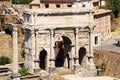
[74,64,80,73]
[34,68,41,73]
[49,67,56,76]
[10,73,20,80]
[88,64,97,76]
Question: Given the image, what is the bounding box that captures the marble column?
[89,29,97,76]
[49,29,55,75]
[12,25,20,80]
[74,27,80,72]
[31,30,36,73]
[89,8,95,66]
[75,27,79,65]
[31,14,34,24]
[89,29,95,66]
[32,29,40,73]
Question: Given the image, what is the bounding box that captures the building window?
[95,36,98,45]
[56,4,60,8]
[82,4,85,7]
[67,4,72,7]
[24,14,31,23]
[45,4,49,8]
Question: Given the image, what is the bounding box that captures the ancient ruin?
[23,0,96,76]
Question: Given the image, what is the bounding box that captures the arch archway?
[39,49,47,70]
[54,36,72,68]
[79,47,86,65]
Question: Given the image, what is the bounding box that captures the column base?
[34,68,41,73]
[10,73,20,80]
[88,64,97,76]
[49,67,56,76]
[74,64,80,73]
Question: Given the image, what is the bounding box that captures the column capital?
[89,27,94,33]
[49,28,55,31]
[49,28,55,35]
[75,27,79,34]
[13,26,18,31]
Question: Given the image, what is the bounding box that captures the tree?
[12,0,33,4]
[105,0,120,18]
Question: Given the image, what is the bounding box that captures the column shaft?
[31,14,34,24]
[50,29,55,68]
[13,26,18,74]
[90,31,94,63]
[75,28,79,65]
[31,30,36,73]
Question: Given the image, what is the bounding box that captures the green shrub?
[0,56,10,65]
[19,68,30,76]
[12,0,33,4]
[21,49,26,58]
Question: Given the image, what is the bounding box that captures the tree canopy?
[105,0,120,18]
[12,0,33,4]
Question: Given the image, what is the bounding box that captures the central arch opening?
[54,36,72,68]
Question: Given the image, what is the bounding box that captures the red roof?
[40,0,75,3]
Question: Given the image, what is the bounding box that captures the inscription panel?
[38,15,89,26]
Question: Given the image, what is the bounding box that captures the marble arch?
[23,0,97,76]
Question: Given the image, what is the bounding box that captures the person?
[117,40,120,46]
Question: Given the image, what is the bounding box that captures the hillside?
[94,50,120,79]
[111,17,120,35]
[0,33,24,63]
[0,34,12,60]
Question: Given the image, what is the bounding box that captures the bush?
[21,49,26,58]
[19,68,30,76]
[0,56,10,65]
[12,0,33,4]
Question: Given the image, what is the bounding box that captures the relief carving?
[78,31,89,46]
[37,34,50,49]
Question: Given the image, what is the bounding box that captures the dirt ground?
[94,50,120,79]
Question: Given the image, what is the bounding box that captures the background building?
[93,0,111,46]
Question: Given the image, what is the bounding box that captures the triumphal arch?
[23,0,96,76]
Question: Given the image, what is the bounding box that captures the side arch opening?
[39,49,47,70]
[79,47,86,65]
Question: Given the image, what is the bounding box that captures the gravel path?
[63,75,119,80]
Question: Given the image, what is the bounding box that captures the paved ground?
[94,33,120,53]
[63,75,119,80]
